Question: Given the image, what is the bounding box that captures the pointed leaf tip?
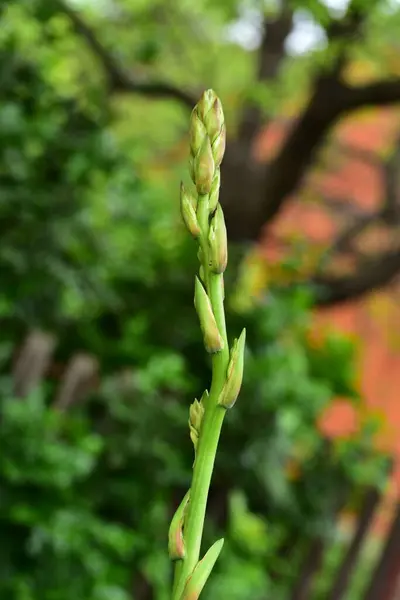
[168,491,190,561]
[219,328,246,409]
[180,183,200,238]
[180,538,224,600]
[196,89,217,121]
[194,277,224,353]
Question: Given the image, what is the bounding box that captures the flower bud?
[208,204,228,274]
[190,110,207,156]
[194,137,215,194]
[168,491,190,561]
[209,169,220,214]
[189,391,208,466]
[190,397,205,428]
[196,89,217,122]
[218,329,246,409]
[189,397,205,446]
[200,388,209,410]
[180,538,224,600]
[211,125,226,167]
[194,277,224,353]
[180,183,200,238]
[204,98,224,144]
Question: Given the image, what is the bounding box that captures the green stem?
[173,406,224,600]
[172,216,229,600]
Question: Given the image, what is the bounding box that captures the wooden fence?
[12,329,99,408]
[6,330,400,600]
[289,485,400,600]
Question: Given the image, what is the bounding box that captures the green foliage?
[305,330,360,400]
[0,35,119,326]
[0,389,134,600]
[0,277,388,599]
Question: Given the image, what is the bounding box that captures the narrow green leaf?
[180,538,224,600]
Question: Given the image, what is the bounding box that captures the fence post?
[13,330,56,397]
[289,539,325,600]
[54,353,99,410]
[326,487,382,600]
[363,501,400,600]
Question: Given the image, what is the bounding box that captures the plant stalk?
[170,89,245,600]
[172,201,229,599]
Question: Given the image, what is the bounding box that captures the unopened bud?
[190,398,205,427]
[200,388,209,410]
[189,392,207,466]
[180,538,224,600]
[209,169,220,214]
[189,397,205,443]
[211,126,226,167]
[194,277,224,353]
[190,110,207,156]
[196,89,217,122]
[194,137,215,194]
[180,183,200,238]
[204,98,224,144]
[218,329,246,409]
[208,204,228,274]
[168,491,190,561]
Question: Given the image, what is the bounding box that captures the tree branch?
[328,211,383,257]
[312,247,400,306]
[259,75,349,224]
[341,79,400,111]
[56,0,197,108]
[306,137,400,305]
[322,196,370,219]
[329,141,381,169]
[238,6,294,143]
[246,75,400,236]
[226,1,400,240]
[237,0,370,146]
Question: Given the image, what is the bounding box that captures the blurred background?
[1,1,400,599]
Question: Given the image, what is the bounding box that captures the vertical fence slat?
[53,353,99,410]
[326,487,382,600]
[394,574,400,600]
[13,330,56,397]
[289,539,325,600]
[363,501,400,600]
[288,472,350,600]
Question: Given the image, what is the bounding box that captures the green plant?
[169,90,246,600]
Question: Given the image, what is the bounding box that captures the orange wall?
[254,108,400,499]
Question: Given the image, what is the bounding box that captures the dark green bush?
[0,281,388,599]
